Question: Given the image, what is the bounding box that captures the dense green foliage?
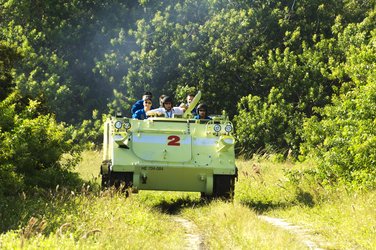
[0,0,375,195]
[0,19,82,195]
[301,13,376,187]
[0,91,82,196]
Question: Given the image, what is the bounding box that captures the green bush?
[0,92,81,195]
[300,11,376,189]
[234,87,301,158]
[71,110,106,150]
[301,80,376,188]
[0,164,24,196]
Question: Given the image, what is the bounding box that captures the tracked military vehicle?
[100,92,237,199]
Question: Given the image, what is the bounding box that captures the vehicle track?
[173,217,206,250]
[259,215,327,250]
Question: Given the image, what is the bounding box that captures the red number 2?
[167,135,180,146]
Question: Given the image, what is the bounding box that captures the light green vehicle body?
[100,92,237,198]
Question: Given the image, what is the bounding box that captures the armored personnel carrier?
[100,92,237,199]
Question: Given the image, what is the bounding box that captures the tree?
[300,9,376,187]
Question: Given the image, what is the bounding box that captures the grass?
[0,151,187,249]
[74,150,102,182]
[137,191,308,249]
[1,150,375,249]
[268,190,376,249]
[0,189,187,249]
[180,201,307,249]
[235,155,376,249]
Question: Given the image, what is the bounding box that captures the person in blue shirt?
[132,97,152,120]
[194,103,211,120]
[131,91,153,114]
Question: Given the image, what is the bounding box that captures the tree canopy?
[1,0,375,192]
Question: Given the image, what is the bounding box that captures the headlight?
[225,124,232,133]
[213,124,221,132]
[114,121,122,129]
[124,122,131,130]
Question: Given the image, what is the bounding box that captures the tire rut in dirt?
[259,215,329,250]
[173,217,206,250]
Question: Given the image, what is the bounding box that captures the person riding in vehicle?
[194,103,211,120]
[131,91,153,114]
[147,96,184,118]
[132,97,153,120]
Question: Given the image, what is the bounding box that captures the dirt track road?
[174,214,328,250]
[173,217,206,250]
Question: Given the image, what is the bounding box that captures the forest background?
[1,0,375,196]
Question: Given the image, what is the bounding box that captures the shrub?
[300,15,376,189]
[234,87,301,158]
[301,80,376,188]
[0,92,81,195]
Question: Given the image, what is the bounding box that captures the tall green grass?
[180,201,308,249]
[1,151,375,249]
[0,189,188,249]
[0,151,186,249]
[73,150,102,183]
[267,190,376,249]
[235,155,376,249]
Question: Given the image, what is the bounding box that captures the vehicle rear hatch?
[131,119,192,162]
